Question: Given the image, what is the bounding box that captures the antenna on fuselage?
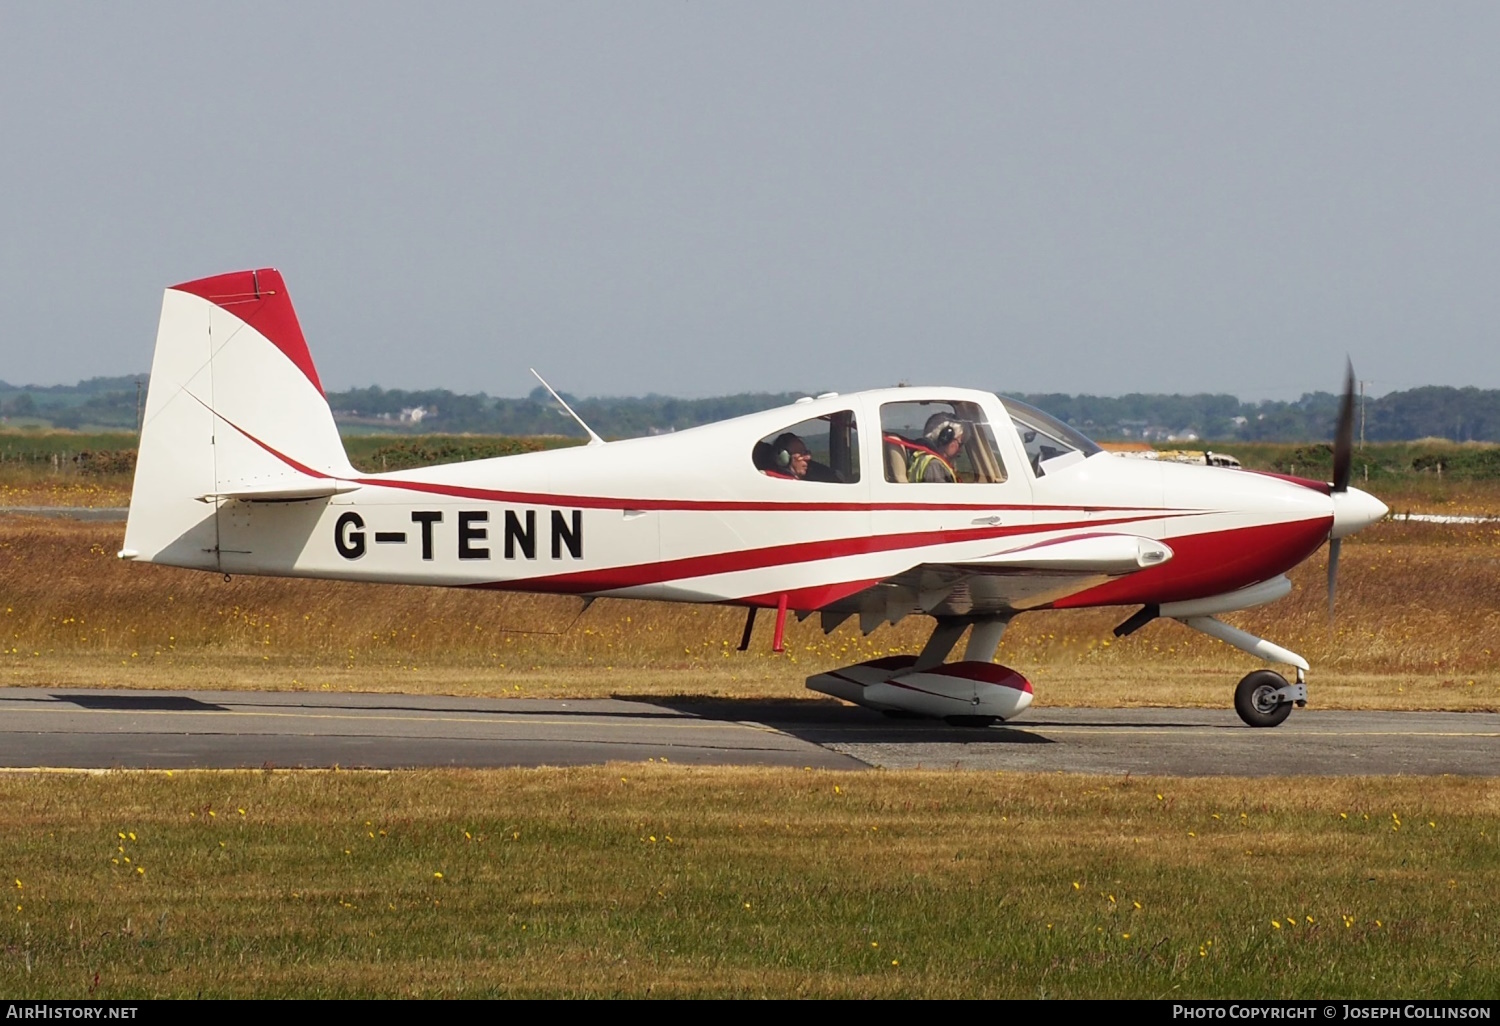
[530,368,605,446]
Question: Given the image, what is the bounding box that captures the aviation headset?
[925,416,964,448]
[771,433,804,469]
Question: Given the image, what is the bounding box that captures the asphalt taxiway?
[1,688,1496,775]
[0,506,129,521]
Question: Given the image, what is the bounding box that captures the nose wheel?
[1233,670,1297,728]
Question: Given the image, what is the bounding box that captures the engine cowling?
[807,657,1033,721]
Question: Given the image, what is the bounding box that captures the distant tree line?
[0,376,145,430]
[1015,387,1500,443]
[4,376,1500,443]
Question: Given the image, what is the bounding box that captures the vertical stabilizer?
[122,269,355,569]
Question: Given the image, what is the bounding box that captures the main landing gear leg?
[963,616,1012,663]
[1177,615,1309,729]
[914,615,1013,671]
[914,617,968,672]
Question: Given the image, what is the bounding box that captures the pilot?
[765,433,813,480]
[908,414,965,482]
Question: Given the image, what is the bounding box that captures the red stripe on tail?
[170,268,324,396]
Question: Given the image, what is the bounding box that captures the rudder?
[122,269,355,568]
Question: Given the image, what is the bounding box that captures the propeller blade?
[1326,537,1342,621]
[1332,358,1355,493]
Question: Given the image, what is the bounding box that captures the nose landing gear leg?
[1178,615,1309,728]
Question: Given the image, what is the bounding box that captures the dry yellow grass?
[1356,478,1500,517]
[1,515,1498,709]
[0,472,130,508]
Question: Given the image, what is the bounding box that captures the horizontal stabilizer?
[199,481,361,503]
[956,533,1173,575]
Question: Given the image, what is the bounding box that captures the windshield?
[998,396,1102,477]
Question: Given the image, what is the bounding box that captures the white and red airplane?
[121,269,1388,728]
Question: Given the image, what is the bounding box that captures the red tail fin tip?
[169,268,323,395]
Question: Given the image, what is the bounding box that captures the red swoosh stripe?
[469,513,1174,595]
[352,474,1199,515]
[190,398,333,480]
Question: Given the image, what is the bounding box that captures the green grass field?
[2,769,1495,998]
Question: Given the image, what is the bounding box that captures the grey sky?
[1,3,1496,400]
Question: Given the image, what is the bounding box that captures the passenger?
[908,414,965,482]
[764,433,813,480]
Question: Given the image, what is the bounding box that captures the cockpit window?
[752,410,859,483]
[878,400,1007,483]
[1000,396,1102,477]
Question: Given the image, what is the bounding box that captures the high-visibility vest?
[907,449,956,483]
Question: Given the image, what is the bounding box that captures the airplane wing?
[946,532,1171,575]
[815,533,1173,633]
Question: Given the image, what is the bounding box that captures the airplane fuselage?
[191,388,1357,618]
